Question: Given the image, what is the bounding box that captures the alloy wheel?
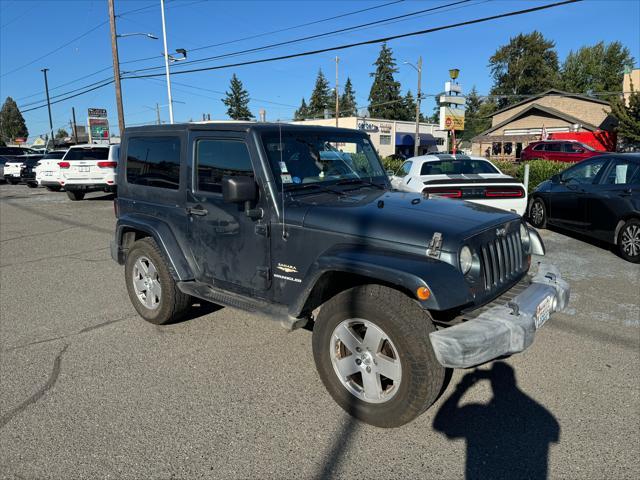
[132,256,162,309]
[329,318,402,404]
[621,224,640,257]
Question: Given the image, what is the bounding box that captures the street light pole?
[335,56,339,127]
[414,56,422,158]
[40,68,54,149]
[160,0,174,124]
[108,0,125,136]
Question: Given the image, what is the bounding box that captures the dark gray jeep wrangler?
[111,123,569,427]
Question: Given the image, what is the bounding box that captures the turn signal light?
[416,286,431,301]
[58,161,70,168]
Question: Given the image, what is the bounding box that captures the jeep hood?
[297,190,518,251]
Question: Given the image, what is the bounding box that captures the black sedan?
[528,154,640,263]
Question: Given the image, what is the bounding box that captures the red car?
[521,140,607,163]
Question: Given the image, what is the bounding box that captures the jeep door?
[186,133,270,292]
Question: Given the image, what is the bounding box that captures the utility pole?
[108,0,125,136]
[335,56,339,127]
[160,0,174,123]
[71,107,79,144]
[414,56,422,158]
[156,103,161,125]
[41,68,54,149]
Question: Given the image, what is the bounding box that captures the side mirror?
[551,174,561,184]
[222,176,257,204]
[386,169,395,177]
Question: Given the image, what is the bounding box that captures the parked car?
[0,156,8,182]
[521,140,607,163]
[111,123,570,428]
[34,150,68,190]
[0,146,36,157]
[3,155,43,184]
[390,154,527,215]
[529,153,640,262]
[58,144,116,200]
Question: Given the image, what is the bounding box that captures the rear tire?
[617,219,640,263]
[66,190,85,201]
[26,182,37,188]
[8,179,19,185]
[125,237,192,325]
[312,284,446,428]
[529,197,547,228]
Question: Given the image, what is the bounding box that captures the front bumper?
[429,263,569,368]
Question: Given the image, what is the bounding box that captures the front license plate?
[11,173,20,177]
[44,171,52,176]
[79,166,90,172]
[535,295,553,329]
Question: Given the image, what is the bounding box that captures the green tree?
[293,98,309,121]
[55,128,69,139]
[610,82,640,149]
[399,90,425,122]
[489,31,560,109]
[0,96,28,142]
[461,86,495,141]
[561,41,634,101]
[368,43,403,119]
[221,74,254,120]
[308,69,332,118]
[340,77,357,117]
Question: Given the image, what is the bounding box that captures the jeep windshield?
[261,131,386,191]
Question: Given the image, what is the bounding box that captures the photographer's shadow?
[433,362,560,480]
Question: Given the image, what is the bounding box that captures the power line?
[123,0,583,79]
[18,0,583,114]
[123,0,475,75]
[21,80,114,114]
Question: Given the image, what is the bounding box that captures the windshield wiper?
[285,183,346,196]
[335,178,386,190]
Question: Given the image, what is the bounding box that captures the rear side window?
[196,139,253,193]
[532,144,545,151]
[126,137,181,190]
[601,159,640,185]
[64,148,109,160]
[544,143,562,152]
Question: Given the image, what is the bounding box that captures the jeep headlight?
[520,222,531,251]
[459,245,473,275]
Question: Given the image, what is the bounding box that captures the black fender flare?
[289,246,473,317]
[113,213,195,281]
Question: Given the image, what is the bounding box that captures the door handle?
[187,206,208,216]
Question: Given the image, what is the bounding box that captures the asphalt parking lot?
[1,184,638,479]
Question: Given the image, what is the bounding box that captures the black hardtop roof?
[123,122,365,137]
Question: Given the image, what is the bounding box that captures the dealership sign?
[88,108,107,118]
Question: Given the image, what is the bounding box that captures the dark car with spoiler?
[111,123,569,428]
[390,154,527,215]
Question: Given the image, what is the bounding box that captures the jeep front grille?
[480,231,524,291]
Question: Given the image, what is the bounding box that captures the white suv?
[60,144,119,200]
[35,150,67,190]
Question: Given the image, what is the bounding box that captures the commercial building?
[623,67,639,105]
[292,117,448,158]
[471,89,616,160]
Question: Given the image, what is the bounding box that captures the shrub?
[494,159,568,193]
[381,156,404,174]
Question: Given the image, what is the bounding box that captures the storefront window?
[380,135,391,145]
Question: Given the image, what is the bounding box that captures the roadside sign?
[440,106,465,131]
[14,137,26,143]
[88,117,110,144]
[88,108,107,118]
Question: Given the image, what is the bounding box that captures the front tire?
[529,197,547,228]
[617,219,640,263]
[312,284,446,428]
[66,190,85,201]
[125,237,192,324]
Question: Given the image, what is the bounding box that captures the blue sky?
[1,0,639,139]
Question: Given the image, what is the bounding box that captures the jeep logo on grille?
[496,227,507,237]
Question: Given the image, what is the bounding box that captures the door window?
[196,139,253,193]
[545,143,562,152]
[562,143,585,153]
[561,158,607,184]
[126,136,181,189]
[601,159,640,185]
[397,161,412,177]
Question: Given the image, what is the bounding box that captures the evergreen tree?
[368,43,403,119]
[308,69,332,118]
[55,128,69,139]
[221,74,254,120]
[294,98,309,121]
[561,41,634,101]
[0,97,28,142]
[489,31,560,109]
[340,77,357,117]
[461,86,495,141]
[610,82,640,149]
